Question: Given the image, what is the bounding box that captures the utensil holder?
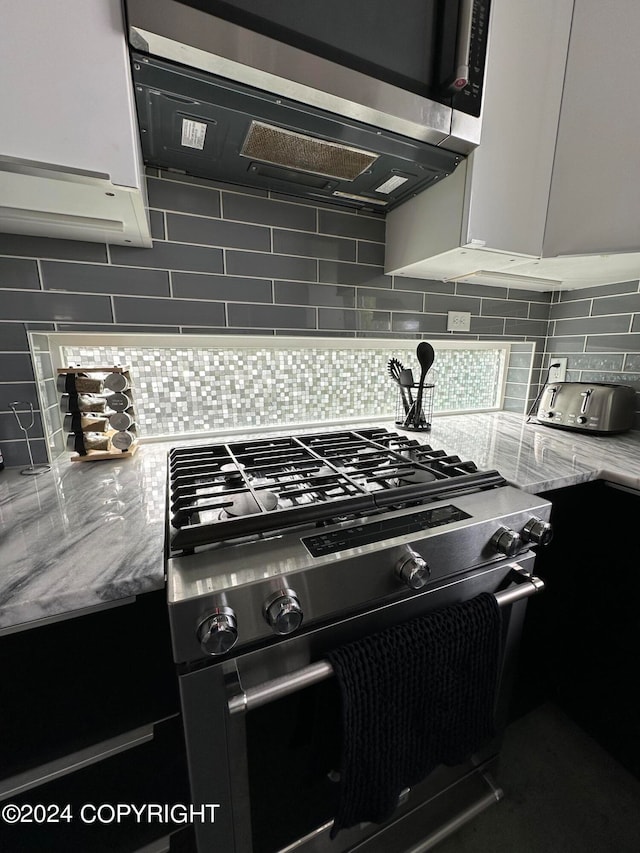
[395,382,435,432]
[57,366,139,462]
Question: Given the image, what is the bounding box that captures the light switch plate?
[447,311,471,332]
[548,358,567,383]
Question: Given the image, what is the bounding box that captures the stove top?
[168,427,506,554]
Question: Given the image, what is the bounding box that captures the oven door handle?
[228,564,544,716]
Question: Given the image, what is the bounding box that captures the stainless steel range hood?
[125,0,476,210]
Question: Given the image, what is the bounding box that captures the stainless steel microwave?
[126,0,491,153]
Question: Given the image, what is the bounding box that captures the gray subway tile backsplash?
[275,282,355,308]
[110,241,224,274]
[227,303,316,329]
[470,316,506,335]
[0,323,30,351]
[356,288,422,312]
[0,353,35,382]
[149,209,166,241]
[317,308,391,332]
[147,176,221,218]
[222,192,316,231]
[586,333,640,352]
[504,318,550,337]
[0,258,40,290]
[392,313,447,334]
[0,233,107,263]
[559,280,639,301]
[41,261,171,297]
[480,298,528,318]
[457,282,508,299]
[527,301,552,320]
[172,272,272,303]
[554,314,630,336]
[166,212,271,251]
[273,229,356,262]
[0,381,40,410]
[319,261,388,287]
[0,409,43,441]
[549,298,591,320]
[113,296,225,327]
[506,289,552,304]
[3,170,640,460]
[0,290,113,323]
[357,241,385,266]
[425,294,481,314]
[0,437,48,467]
[590,292,640,316]
[317,209,386,242]
[227,250,317,282]
[394,277,455,295]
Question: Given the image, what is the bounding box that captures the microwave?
[126,0,491,153]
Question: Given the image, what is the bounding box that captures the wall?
[0,171,552,465]
[545,282,640,429]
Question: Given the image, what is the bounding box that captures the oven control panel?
[302,505,472,558]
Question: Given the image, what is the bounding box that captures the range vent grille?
[240,121,379,181]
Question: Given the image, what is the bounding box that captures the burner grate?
[167,428,505,552]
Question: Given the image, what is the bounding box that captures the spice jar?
[109,410,135,431]
[60,394,107,414]
[63,413,110,433]
[66,432,111,452]
[106,391,133,413]
[103,372,130,392]
[111,430,136,450]
[57,374,104,394]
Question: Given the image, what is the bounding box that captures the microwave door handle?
[580,389,592,414]
[446,0,474,93]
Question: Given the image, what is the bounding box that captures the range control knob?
[263,589,303,635]
[522,516,553,546]
[491,526,522,557]
[396,547,431,590]
[197,607,238,656]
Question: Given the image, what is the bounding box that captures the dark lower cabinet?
[513,480,640,779]
[0,591,194,852]
[0,719,193,852]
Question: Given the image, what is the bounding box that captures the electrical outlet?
[548,358,567,383]
[447,311,471,332]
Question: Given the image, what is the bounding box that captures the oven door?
[179,555,541,853]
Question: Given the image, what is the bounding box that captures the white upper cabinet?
[385,0,640,291]
[0,0,151,247]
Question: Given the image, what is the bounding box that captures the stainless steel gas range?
[165,427,550,853]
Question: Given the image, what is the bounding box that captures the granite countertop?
[2,411,640,632]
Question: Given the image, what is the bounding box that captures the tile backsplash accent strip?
[0,169,560,463]
[57,342,508,438]
[544,280,640,428]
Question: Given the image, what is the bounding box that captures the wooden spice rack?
[57,366,139,463]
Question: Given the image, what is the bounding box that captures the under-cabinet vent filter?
[240,121,379,181]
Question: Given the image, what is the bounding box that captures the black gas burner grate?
[168,428,505,552]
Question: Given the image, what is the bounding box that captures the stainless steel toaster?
[536,382,636,434]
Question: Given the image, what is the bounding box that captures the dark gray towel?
[327,592,502,837]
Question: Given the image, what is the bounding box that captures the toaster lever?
[580,388,592,415]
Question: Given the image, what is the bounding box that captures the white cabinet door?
[543,0,640,257]
[0,0,151,247]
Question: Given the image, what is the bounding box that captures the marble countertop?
[2,412,640,632]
